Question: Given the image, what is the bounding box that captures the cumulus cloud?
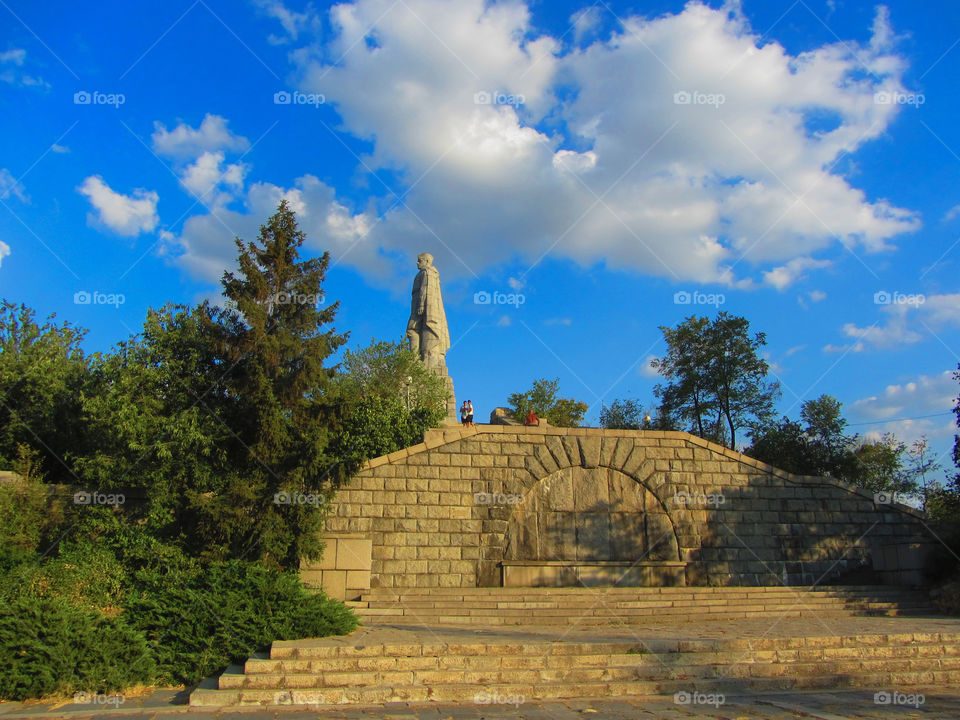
[763,257,831,290]
[0,240,9,268]
[160,173,383,282]
[850,370,958,442]
[943,204,960,222]
[828,292,960,352]
[570,7,602,44]
[254,0,319,43]
[152,114,249,159]
[179,151,248,205]
[277,0,919,286]
[160,1,922,292]
[639,354,660,378]
[78,176,159,236]
[0,168,27,202]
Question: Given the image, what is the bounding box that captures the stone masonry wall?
[321,425,932,591]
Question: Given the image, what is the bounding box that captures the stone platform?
[190,586,960,710]
[314,425,936,598]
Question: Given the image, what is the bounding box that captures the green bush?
[125,560,357,684]
[0,595,154,700]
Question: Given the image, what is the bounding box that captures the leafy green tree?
[599,399,647,429]
[332,339,447,463]
[508,378,588,427]
[653,313,779,448]
[75,303,235,549]
[851,433,917,497]
[0,303,89,482]
[747,395,859,478]
[203,199,353,568]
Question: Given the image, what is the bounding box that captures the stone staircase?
[346,585,936,626]
[191,627,960,707]
[188,585,957,709]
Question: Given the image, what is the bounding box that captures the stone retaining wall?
[321,425,932,594]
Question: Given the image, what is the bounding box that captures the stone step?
[357,586,924,597]
[239,652,960,680]
[193,671,960,707]
[220,658,960,690]
[354,599,927,612]
[353,609,933,625]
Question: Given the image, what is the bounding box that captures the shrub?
[0,595,154,700]
[125,560,357,684]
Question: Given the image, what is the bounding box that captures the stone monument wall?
[316,425,934,596]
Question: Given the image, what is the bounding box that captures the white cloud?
[151,114,249,159]
[255,0,319,43]
[179,151,248,205]
[161,173,383,282]
[51,144,69,154]
[496,315,511,327]
[850,370,958,443]
[272,0,920,286]
[0,48,47,88]
[0,49,25,65]
[639,354,660,378]
[835,292,960,351]
[570,7,602,44]
[784,344,805,356]
[763,257,831,290]
[507,276,524,290]
[0,240,9,268]
[943,204,960,222]
[0,168,27,202]
[78,176,159,236]
[809,289,827,302]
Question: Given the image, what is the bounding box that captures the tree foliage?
[653,312,780,448]
[0,303,89,482]
[332,339,447,464]
[508,378,589,428]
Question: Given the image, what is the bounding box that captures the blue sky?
[0,0,958,477]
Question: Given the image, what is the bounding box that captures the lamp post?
[404,376,412,410]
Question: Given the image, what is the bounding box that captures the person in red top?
[524,409,539,426]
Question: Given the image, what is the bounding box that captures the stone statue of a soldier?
[405,252,457,421]
[406,253,451,372]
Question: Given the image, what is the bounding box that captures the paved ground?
[2,689,959,719]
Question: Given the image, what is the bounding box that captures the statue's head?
[417,252,433,270]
